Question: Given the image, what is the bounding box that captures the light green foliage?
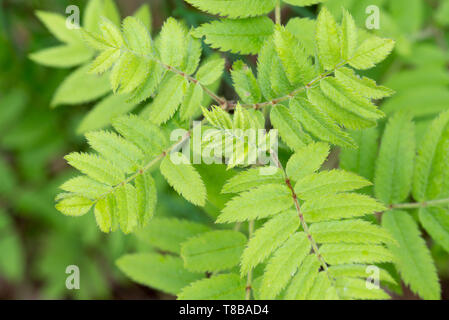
[193,17,275,55]
[340,128,379,194]
[201,105,269,169]
[374,113,415,204]
[260,232,310,299]
[286,142,329,182]
[160,152,207,206]
[181,230,247,272]
[316,7,342,70]
[51,64,111,107]
[137,218,210,254]
[231,61,262,104]
[222,167,284,194]
[55,115,164,233]
[116,253,204,295]
[241,210,300,275]
[310,220,393,244]
[319,244,393,265]
[294,170,372,200]
[217,184,292,223]
[302,193,386,222]
[419,207,449,254]
[178,273,246,300]
[0,210,25,282]
[382,210,441,300]
[36,0,405,300]
[413,110,449,201]
[328,264,396,285]
[184,0,277,18]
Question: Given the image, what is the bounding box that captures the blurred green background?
[1,0,449,299]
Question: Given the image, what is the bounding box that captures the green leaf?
[382,210,441,300]
[184,0,276,18]
[273,26,316,86]
[340,128,379,195]
[160,152,207,206]
[316,7,342,70]
[99,17,124,48]
[55,195,93,217]
[180,82,204,121]
[231,60,262,104]
[112,114,168,158]
[143,74,188,124]
[335,67,394,100]
[89,47,121,74]
[302,193,386,223]
[36,11,82,44]
[374,112,415,204]
[138,218,210,254]
[328,264,396,285]
[196,55,225,86]
[335,277,390,300]
[319,244,393,265]
[222,167,284,194]
[29,45,93,68]
[60,176,111,200]
[178,273,245,300]
[241,210,300,275]
[307,87,376,130]
[310,220,393,244]
[181,230,247,272]
[85,131,144,172]
[135,172,157,226]
[122,16,152,57]
[95,194,115,233]
[348,36,395,70]
[286,142,330,182]
[193,17,274,55]
[413,110,449,201]
[64,152,125,186]
[283,0,328,6]
[284,255,320,300]
[159,18,186,68]
[307,272,338,300]
[217,184,292,223]
[84,0,120,34]
[320,78,384,121]
[290,98,356,149]
[77,94,138,134]
[271,105,313,152]
[260,232,311,299]
[117,253,203,295]
[419,207,449,254]
[115,183,138,234]
[295,170,372,200]
[285,17,316,57]
[340,8,357,61]
[51,64,111,107]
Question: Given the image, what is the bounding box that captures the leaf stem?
[275,1,281,25]
[235,62,347,110]
[95,130,192,203]
[245,220,255,300]
[270,150,333,282]
[390,198,449,210]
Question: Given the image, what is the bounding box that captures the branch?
[94,129,192,203]
[270,150,334,283]
[229,62,347,111]
[389,198,449,210]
